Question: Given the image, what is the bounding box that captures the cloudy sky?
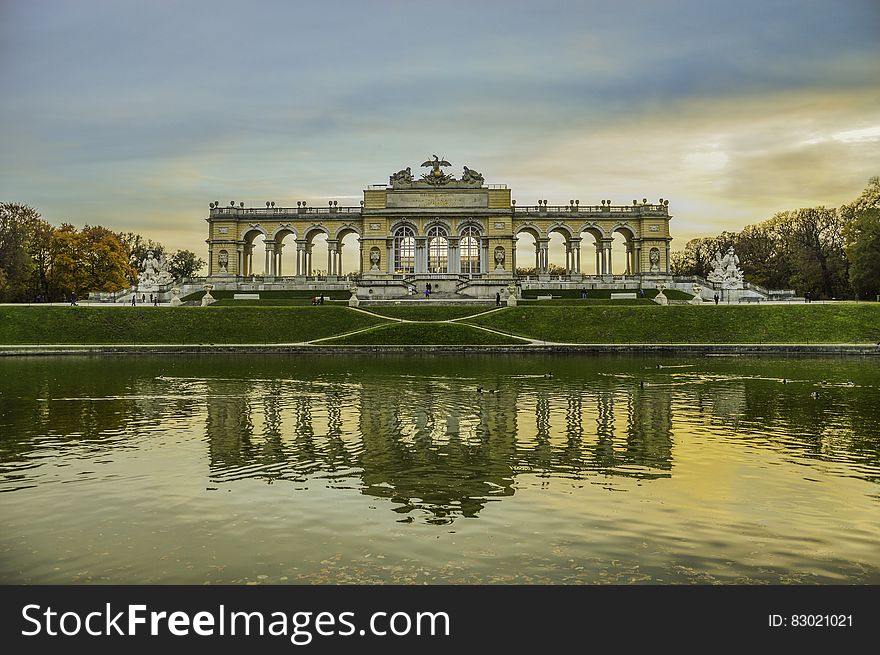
[2,0,878,272]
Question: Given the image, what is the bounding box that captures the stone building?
[205,157,673,298]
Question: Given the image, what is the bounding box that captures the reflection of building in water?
[201,375,675,523]
[699,380,747,422]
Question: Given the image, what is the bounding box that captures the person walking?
[495,291,501,306]
[131,293,136,306]
[713,293,719,305]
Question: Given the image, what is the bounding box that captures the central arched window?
[394,226,415,273]
[460,226,481,274]
[427,225,448,273]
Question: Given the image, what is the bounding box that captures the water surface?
[1,354,878,584]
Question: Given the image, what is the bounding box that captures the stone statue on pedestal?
[138,250,175,289]
[708,246,744,289]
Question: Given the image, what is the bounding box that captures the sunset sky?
[2,0,878,273]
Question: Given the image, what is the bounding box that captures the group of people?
[130,293,160,306]
[311,294,325,305]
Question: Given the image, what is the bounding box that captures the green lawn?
[2,303,877,346]
[519,298,657,306]
[520,288,693,300]
[181,289,350,302]
[360,305,499,321]
[464,304,880,344]
[0,306,387,344]
[320,322,527,345]
[212,298,347,306]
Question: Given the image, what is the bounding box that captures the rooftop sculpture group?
[390,156,484,189]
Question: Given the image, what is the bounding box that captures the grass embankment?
[464,305,880,343]
[520,298,656,306]
[0,306,386,344]
[320,322,527,345]
[521,288,693,300]
[181,289,350,302]
[212,299,345,306]
[361,305,498,321]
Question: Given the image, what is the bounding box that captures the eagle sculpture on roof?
[420,155,453,185]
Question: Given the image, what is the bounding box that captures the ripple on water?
[0,355,878,583]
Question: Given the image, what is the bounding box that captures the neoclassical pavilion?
[205,158,672,297]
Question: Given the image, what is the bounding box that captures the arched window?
[427,225,448,273]
[460,226,481,274]
[394,226,415,273]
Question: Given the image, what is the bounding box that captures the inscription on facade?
[494,222,506,229]
[386,192,489,209]
[370,223,381,230]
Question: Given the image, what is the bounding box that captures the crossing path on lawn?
[312,305,534,344]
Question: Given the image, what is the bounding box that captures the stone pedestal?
[201,285,216,306]
[348,286,360,307]
[506,285,518,307]
[170,287,182,307]
[654,284,668,306]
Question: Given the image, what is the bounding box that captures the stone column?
[236,246,243,277]
[264,243,272,277]
[296,241,307,277]
[207,246,214,276]
[665,243,670,273]
[575,243,581,274]
[448,237,460,274]
[326,240,338,277]
[276,243,283,277]
[415,237,427,274]
[386,238,394,274]
[595,246,600,276]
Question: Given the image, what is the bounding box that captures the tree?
[80,225,137,293]
[0,203,38,301]
[48,224,134,298]
[844,208,880,299]
[167,249,205,279]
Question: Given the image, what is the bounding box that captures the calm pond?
[1,354,878,584]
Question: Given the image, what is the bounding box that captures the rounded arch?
[577,226,604,275]
[515,228,540,275]
[393,224,416,274]
[334,223,361,240]
[611,223,637,241]
[389,218,417,234]
[610,224,637,275]
[272,227,298,278]
[576,222,607,240]
[426,224,449,273]
[424,217,453,235]
[270,225,297,241]
[459,224,482,274]
[547,222,575,241]
[241,225,268,244]
[456,220,483,237]
[302,225,330,247]
[240,228,269,277]
[514,224,543,241]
